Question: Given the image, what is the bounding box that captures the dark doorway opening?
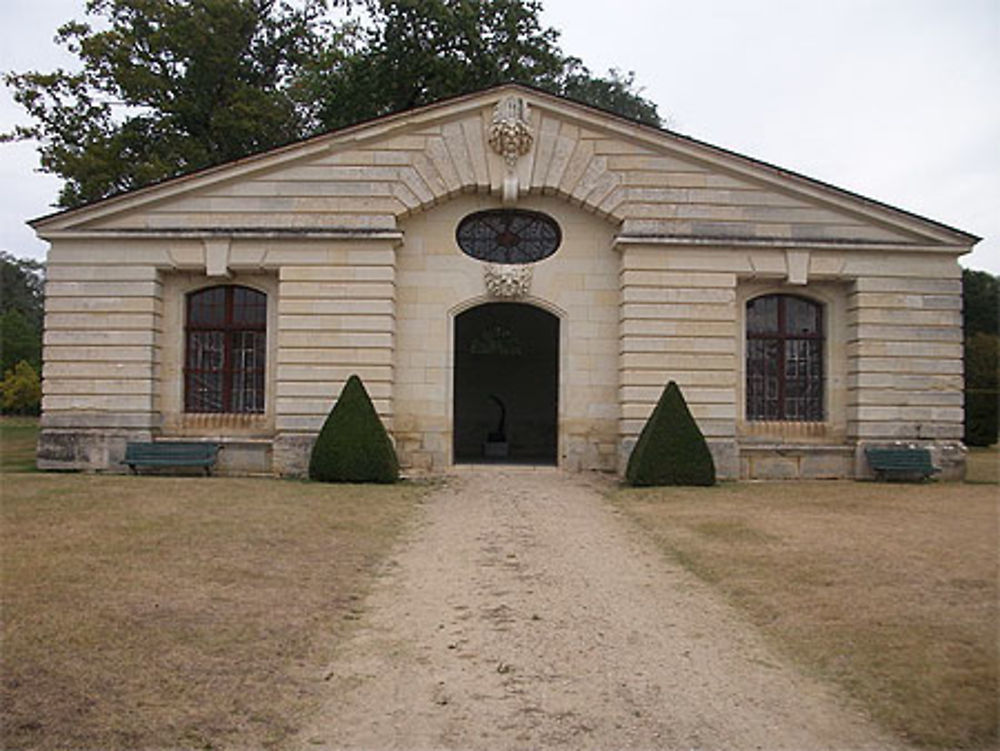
[453,303,558,465]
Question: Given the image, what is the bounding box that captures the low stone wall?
[741,444,857,480]
[37,429,154,472]
[740,441,967,481]
[38,429,277,476]
[37,428,969,482]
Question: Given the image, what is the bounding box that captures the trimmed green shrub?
[626,380,715,486]
[308,374,399,483]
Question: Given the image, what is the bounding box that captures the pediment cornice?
[32,83,978,251]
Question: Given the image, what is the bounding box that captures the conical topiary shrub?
[308,374,399,483]
[626,380,715,487]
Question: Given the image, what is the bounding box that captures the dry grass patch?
[1,474,426,750]
[965,446,998,484]
[615,481,998,750]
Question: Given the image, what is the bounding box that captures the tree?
[1,252,44,326]
[308,374,399,483]
[963,269,999,338]
[6,0,662,208]
[0,310,42,377]
[4,0,330,207]
[0,361,42,415]
[560,66,660,126]
[962,269,999,446]
[964,332,998,446]
[0,252,44,374]
[305,0,661,131]
[625,381,716,487]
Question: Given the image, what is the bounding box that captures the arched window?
[185,285,266,413]
[746,294,824,421]
[456,209,561,264]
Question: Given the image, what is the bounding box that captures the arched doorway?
[453,303,559,464]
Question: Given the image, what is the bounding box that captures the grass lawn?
[615,481,999,750]
[1,473,427,750]
[0,416,40,473]
[1,424,996,749]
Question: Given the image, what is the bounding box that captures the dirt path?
[291,469,904,750]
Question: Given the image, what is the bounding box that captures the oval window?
[456,209,561,264]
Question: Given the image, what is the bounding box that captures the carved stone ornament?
[484,263,532,299]
[488,95,533,167]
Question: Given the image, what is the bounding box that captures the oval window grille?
[456,209,561,264]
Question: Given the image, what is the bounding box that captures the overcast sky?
[1,0,997,273]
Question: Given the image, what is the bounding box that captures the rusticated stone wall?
[33,86,973,478]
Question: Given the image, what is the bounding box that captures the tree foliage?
[626,381,716,487]
[0,361,42,415]
[1,252,44,375]
[305,0,660,131]
[4,0,330,207]
[1,252,44,326]
[963,268,999,338]
[964,332,998,446]
[962,269,999,446]
[5,0,661,207]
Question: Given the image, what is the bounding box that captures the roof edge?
[31,82,981,247]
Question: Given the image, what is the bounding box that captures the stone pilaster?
[272,242,397,475]
[617,243,739,478]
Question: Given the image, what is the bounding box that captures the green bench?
[864,446,939,482]
[125,441,221,476]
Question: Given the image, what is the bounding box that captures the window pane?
[185,331,225,412]
[188,287,226,325]
[185,286,267,414]
[746,294,824,422]
[187,331,225,370]
[228,330,265,413]
[456,209,562,264]
[785,296,821,335]
[747,296,779,334]
[784,339,823,420]
[746,339,781,419]
[186,371,224,412]
[232,287,267,326]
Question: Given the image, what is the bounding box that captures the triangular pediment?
[32,84,977,251]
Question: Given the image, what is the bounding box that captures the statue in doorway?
[484,394,508,458]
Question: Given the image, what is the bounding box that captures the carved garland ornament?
[488,95,534,204]
[484,263,532,299]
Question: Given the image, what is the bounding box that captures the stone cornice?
[36,228,404,244]
[612,234,970,255]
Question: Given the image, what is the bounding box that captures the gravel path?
[292,469,904,750]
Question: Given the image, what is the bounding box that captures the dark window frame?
[745,294,825,422]
[184,285,267,414]
[456,209,562,264]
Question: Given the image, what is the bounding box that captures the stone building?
[31,84,978,479]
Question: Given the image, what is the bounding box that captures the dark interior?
[453,303,558,464]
